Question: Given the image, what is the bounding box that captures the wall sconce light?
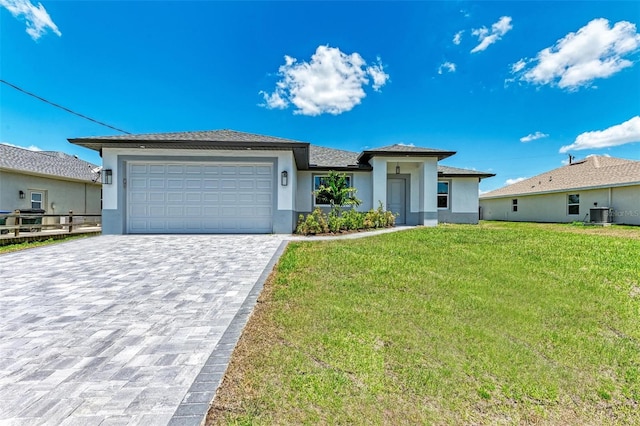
[103,169,113,185]
[395,163,400,174]
[19,190,25,199]
[281,170,288,186]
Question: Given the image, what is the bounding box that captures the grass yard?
[208,222,640,425]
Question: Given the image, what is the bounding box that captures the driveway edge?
[168,239,289,426]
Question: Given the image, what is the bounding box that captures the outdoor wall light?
[19,190,25,199]
[103,169,113,185]
[396,163,401,174]
[281,170,288,186]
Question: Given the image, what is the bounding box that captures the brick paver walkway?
[0,234,287,425]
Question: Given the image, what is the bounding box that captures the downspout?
[84,183,87,214]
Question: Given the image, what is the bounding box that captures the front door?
[387,178,406,225]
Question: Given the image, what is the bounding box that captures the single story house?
[0,143,102,227]
[69,130,494,234]
[480,155,640,225]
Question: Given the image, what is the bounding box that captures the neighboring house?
[0,144,102,227]
[69,130,494,234]
[480,155,640,225]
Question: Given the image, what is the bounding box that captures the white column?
[371,157,387,209]
[422,158,438,226]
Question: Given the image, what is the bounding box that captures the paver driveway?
[0,234,287,425]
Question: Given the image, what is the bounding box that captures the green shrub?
[295,208,329,235]
[341,208,365,230]
[295,204,396,235]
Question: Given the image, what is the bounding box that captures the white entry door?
[127,162,273,234]
[387,178,406,224]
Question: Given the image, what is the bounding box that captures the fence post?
[68,210,73,233]
[14,209,20,237]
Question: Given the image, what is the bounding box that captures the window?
[313,175,352,206]
[568,194,580,215]
[31,192,43,210]
[512,199,518,212]
[437,181,449,209]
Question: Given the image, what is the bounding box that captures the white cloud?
[0,0,61,40]
[559,116,640,153]
[1,142,43,151]
[511,59,526,73]
[514,19,640,90]
[471,16,512,53]
[259,45,389,116]
[367,57,390,91]
[453,31,463,45]
[505,177,527,185]
[520,131,549,143]
[437,61,456,74]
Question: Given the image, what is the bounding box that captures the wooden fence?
[0,211,101,237]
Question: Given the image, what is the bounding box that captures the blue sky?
[1,1,639,192]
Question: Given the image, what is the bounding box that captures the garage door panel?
[256,166,271,175]
[149,192,165,202]
[166,206,184,216]
[239,194,254,204]
[185,192,202,202]
[149,179,165,189]
[130,164,148,174]
[167,193,183,202]
[128,161,273,233]
[256,194,271,203]
[221,180,237,189]
[167,179,183,189]
[203,179,219,189]
[256,179,272,190]
[203,166,220,175]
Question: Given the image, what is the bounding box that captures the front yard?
[208,222,640,425]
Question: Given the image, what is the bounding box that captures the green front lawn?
[209,222,640,425]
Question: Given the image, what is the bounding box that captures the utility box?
[590,207,611,224]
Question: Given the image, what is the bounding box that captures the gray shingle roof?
[481,156,640,199]
[438,165,495,178]
[309,145,361,168]
[0,144,101,183]
[71,129,308,144]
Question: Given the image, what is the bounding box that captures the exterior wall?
[480,184,640,225]
[0,170,101,225]
[102,148,295,234]
[610,185,640,225]
[439,177,480,224]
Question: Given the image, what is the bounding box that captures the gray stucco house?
[0,143,102,227]
[480,155,640,225]
[69,130,494,234]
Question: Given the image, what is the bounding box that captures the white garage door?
[127,162,274,233]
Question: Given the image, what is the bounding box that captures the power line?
[0,79,130,134]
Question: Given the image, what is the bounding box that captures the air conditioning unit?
[590,207,611,224]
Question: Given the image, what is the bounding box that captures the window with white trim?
[31,191,43,210]
[568,194,580,215]
[437,181,449,209]
[313,175,352,206]
[512,199,518,212]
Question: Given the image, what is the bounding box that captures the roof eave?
[306,164,373,172]
[480,181,640,199]
[357,150,456,163]
[69,139,311,168]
